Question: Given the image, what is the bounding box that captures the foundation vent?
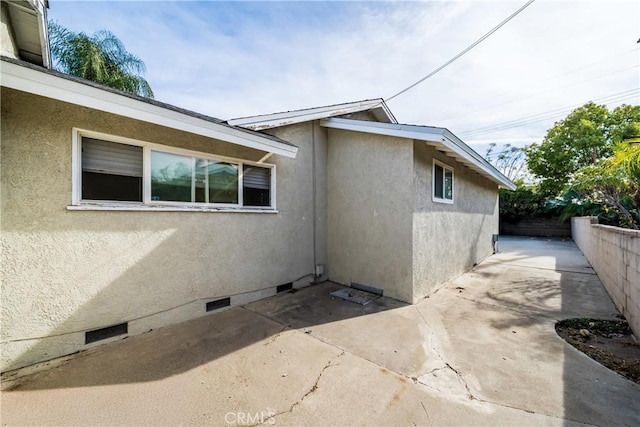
[206,297,231,312]
[85,322,128,344]
[277,283,293,293]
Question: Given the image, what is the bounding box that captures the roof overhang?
[228,99,397,130]
[320,117,516,190]
[1,58,298,158]
[4,0,50,67]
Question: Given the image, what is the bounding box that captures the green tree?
[526,102,614,196]
[569,163,638,229]
[49,21,154,98]
[485,143,530,184]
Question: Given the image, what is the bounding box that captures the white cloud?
[49,0,639,146]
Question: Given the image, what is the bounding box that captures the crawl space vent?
[85,322,128,344]
[277,283,293,293]
[206,297,231,312]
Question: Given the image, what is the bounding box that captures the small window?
[433,160,454,203]
[82,138,142,202]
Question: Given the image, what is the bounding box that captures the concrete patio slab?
[1,236,638,426]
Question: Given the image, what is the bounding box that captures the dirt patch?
[555,318,640,384]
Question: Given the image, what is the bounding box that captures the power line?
[412,52,640,123]
[459,94,639,139]
[459,93,639,138]
[442,66,639,125]
[385,0,536,102]
[457,89,640,138]
[459,89,639,135]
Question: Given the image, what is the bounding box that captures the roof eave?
[6,0,50,68]
[320,118,516,190]
[1,58,298,158]
[227,99,398,130]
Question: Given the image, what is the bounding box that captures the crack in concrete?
[420,401,430,423]
[413,308,594,424]
[262,326,289,346]
[483,261,597,276]
[263,351,345,425]
[245,300,582,424]
[414,307,475,400]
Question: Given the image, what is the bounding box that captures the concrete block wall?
[572,217,640,339]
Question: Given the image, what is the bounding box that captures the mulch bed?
[555,318,640,384]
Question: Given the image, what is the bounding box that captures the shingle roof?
[1,56,297,150]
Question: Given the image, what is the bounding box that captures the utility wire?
[459,89,639,134]
[445,66,639,125]
[411,47,639,123]
[386,0,536,102]
[458,89,639,138]
[459,93,638,138]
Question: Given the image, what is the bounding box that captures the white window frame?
[71,128,276,211]
[432,159,454,204]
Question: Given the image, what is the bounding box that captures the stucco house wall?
[1,1,18,58]
[1,88,316,371]
[327,128,415,302]
[412,142,499,301]
[264,121,329,281]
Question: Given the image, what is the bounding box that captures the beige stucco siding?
[327,129,414,302]
[1,2,18,59]
[412,142,499,302]
[264,122,329,281]
[1,88,314,371]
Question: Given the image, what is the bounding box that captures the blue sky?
[48,1,639,151]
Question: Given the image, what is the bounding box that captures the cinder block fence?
[571,217,640,340]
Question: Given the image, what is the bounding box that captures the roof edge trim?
[320,117,516,190]
[228,99,398,130]
[1,59,298,158]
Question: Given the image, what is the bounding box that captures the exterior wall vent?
[85,322,128,344]
[277,283,293,293]
[206,297,231,312]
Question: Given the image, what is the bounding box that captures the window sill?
[67,204,278,213]
[432,198,454,205]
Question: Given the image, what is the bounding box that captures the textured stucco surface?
[1,88,316,371]
[412,142,499,301]
[264,122,329,281]
[1,2,18,59]
[572,216,640,339]
[327,128,414,302]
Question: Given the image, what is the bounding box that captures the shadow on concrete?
[478,237,639,426]
[4,282,406,391]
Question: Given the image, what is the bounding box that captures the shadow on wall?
[1,210,314,375]
[4,282,405,391]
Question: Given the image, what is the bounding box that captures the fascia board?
[441,132,516,190]
[321,117,446,141]
[321,118,516,190]
[1,61,298,158]
[376,100,398,124]
[36,0,51,68]
[228,99,395,130]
